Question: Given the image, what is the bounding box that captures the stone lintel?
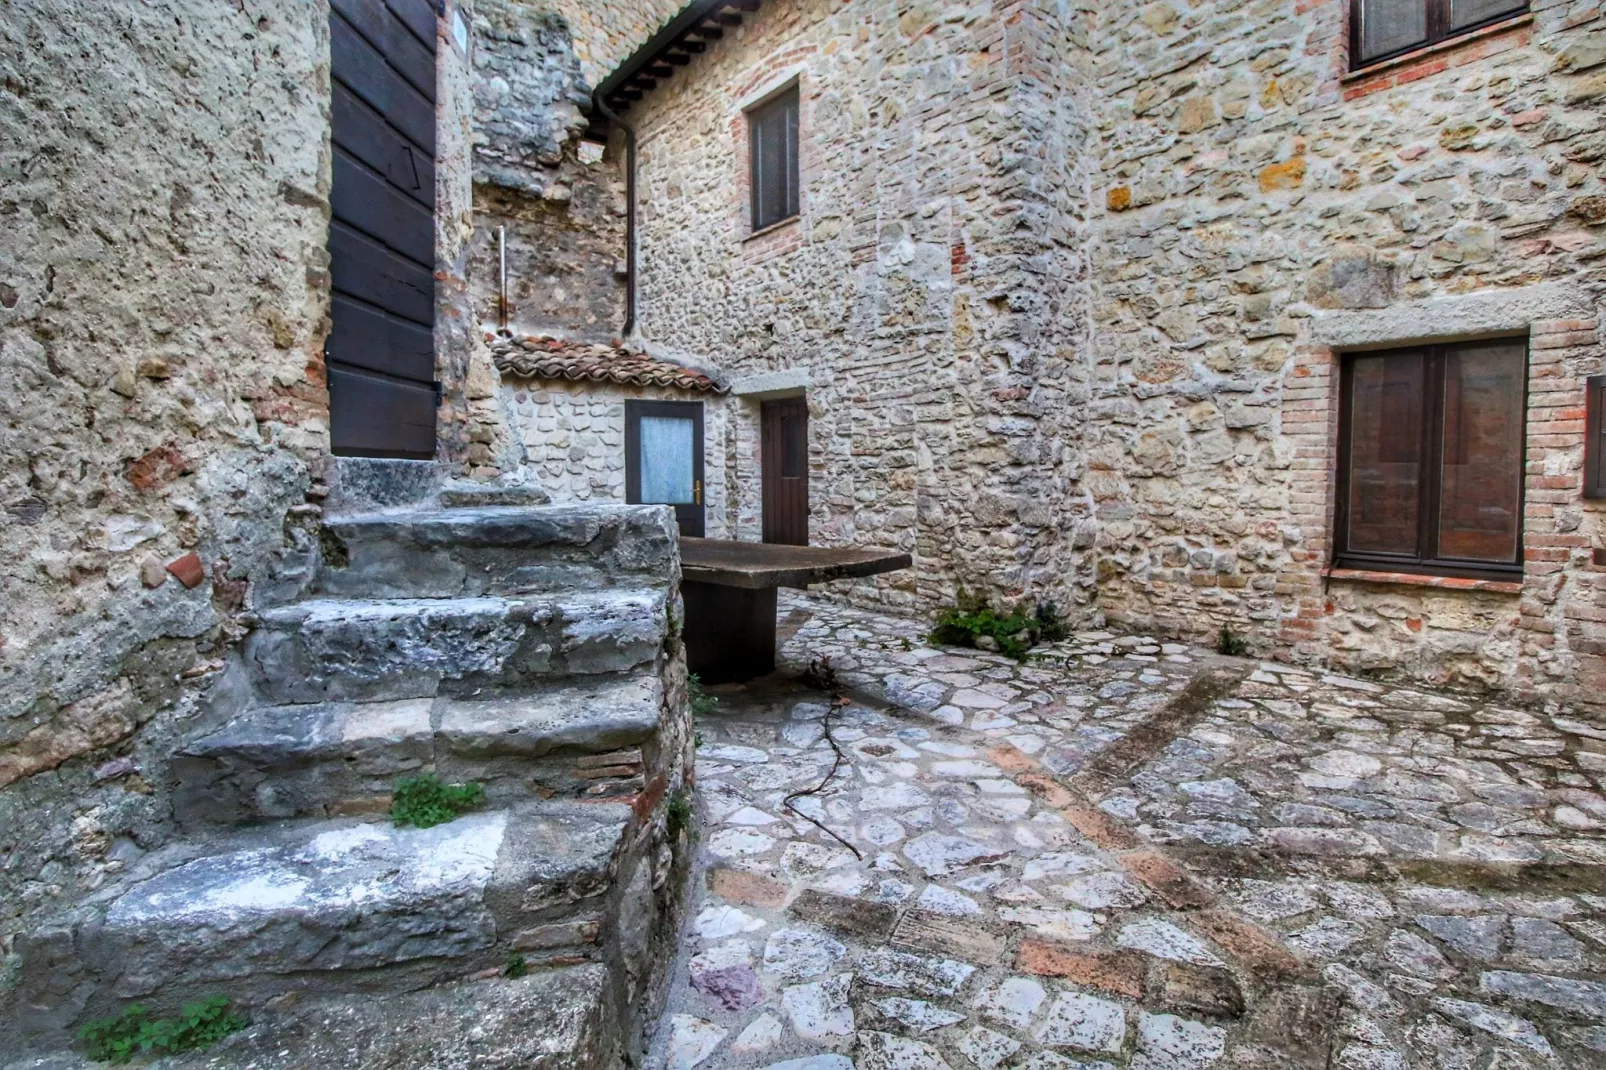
[1308,283,1592,351]
[728,368,812,399]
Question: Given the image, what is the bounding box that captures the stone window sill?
[1323,567,1523,595]
[1342,14,1533,84]
[744,216,800,243]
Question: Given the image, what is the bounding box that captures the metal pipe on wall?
[497,224,508,331]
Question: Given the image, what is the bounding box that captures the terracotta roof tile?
[490,333,727,395]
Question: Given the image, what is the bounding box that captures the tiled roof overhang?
[594,0,765,116]
[492,334,728,395]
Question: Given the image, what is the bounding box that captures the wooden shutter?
[327,0,439,460]
[749,86,799,232]
[1587,375,1606,500]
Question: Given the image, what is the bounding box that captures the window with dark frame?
[1586,375,1606,500]
[1350,0,1527,70]
[748,84,799,233]
[1336,338,1529,580]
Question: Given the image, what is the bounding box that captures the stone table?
[678,538,911,683]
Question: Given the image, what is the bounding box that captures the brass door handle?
[694,480,703,505]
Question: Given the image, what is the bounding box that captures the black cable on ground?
[783,657,863,861]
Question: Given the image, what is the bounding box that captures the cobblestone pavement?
[645,594,1606,1069]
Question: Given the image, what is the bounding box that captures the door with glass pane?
[625,400,705,536]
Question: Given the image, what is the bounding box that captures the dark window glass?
[1337,339,1528,578]
[1351,0,1526,68]
[1347,351,1424,555]
[1450,0,1523,29]
[1358,0,1428,65]
[749,86,799,232]
[1437,342,1525,562]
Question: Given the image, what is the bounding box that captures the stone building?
[491,0,1606,707]
[0,0,1603,1060]
[1,2,696,1063]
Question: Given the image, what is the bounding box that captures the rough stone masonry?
[547,0,1606,708]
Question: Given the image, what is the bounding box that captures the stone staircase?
[3,478,693,1069]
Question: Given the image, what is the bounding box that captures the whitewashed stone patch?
[1033,990,1126,1053]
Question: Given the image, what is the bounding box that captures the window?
[748,85,799,232]
[1587,375,1606,500]
[1350,0,1527,69]
[1336,339,1528,579]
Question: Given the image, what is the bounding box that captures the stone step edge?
[180,673,666,766]
[322,501,675,547]
[13,801,643,1038]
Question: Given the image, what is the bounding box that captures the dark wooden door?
[625,400,705,536]
[762,397,808,545]
[326,0,439,459]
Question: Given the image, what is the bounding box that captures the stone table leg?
[681,581,777,684]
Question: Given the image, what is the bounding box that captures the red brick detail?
[1120,851,1214,910]
[125,443,191,492]
[164,552,206,589]
[1188,909,1306,978]
[1016,942,1145,997]
[708,866,789,909]
[1322,568,1524,595]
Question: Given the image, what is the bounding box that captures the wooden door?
[625,400,705,536]
[761,397,808,545]
[326,0,439,459]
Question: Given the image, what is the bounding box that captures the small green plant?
[390,774,485,829]
[1217,625,1251,657]
[929,591,1049,661]
[80,996,245,1064]
[505,954,528,979]
[687,673,718,716]
[666,787,696,843]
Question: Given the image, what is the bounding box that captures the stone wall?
[506,377,735,538]
[614,0,1605,703]
[547,0,687,87]
[0,0,478,969]
[624,0,1100,617]
[1084,0,1606,702]
[468,0,627,343]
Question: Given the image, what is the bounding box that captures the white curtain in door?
[639,415,694,504]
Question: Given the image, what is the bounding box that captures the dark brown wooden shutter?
[749,86,799,232]
[326,0,439,460]
[1587,375,1606,500]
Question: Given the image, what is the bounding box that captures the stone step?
[12,801,652,1043]
[2,964,619,1070]
[171,675,666,825]
[244,589,668,704]
[317,503,678,599]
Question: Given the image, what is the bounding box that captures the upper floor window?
[1336,339,1528,580]
[748,85,799,232]
[1351,0,1527,69]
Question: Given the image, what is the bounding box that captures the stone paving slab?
[648,594,1606,1070]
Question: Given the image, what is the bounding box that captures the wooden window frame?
[1349,0,1528,71]
[1586,375,1606,500]
[747,83,800,234]
[1334,338,1529,581]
